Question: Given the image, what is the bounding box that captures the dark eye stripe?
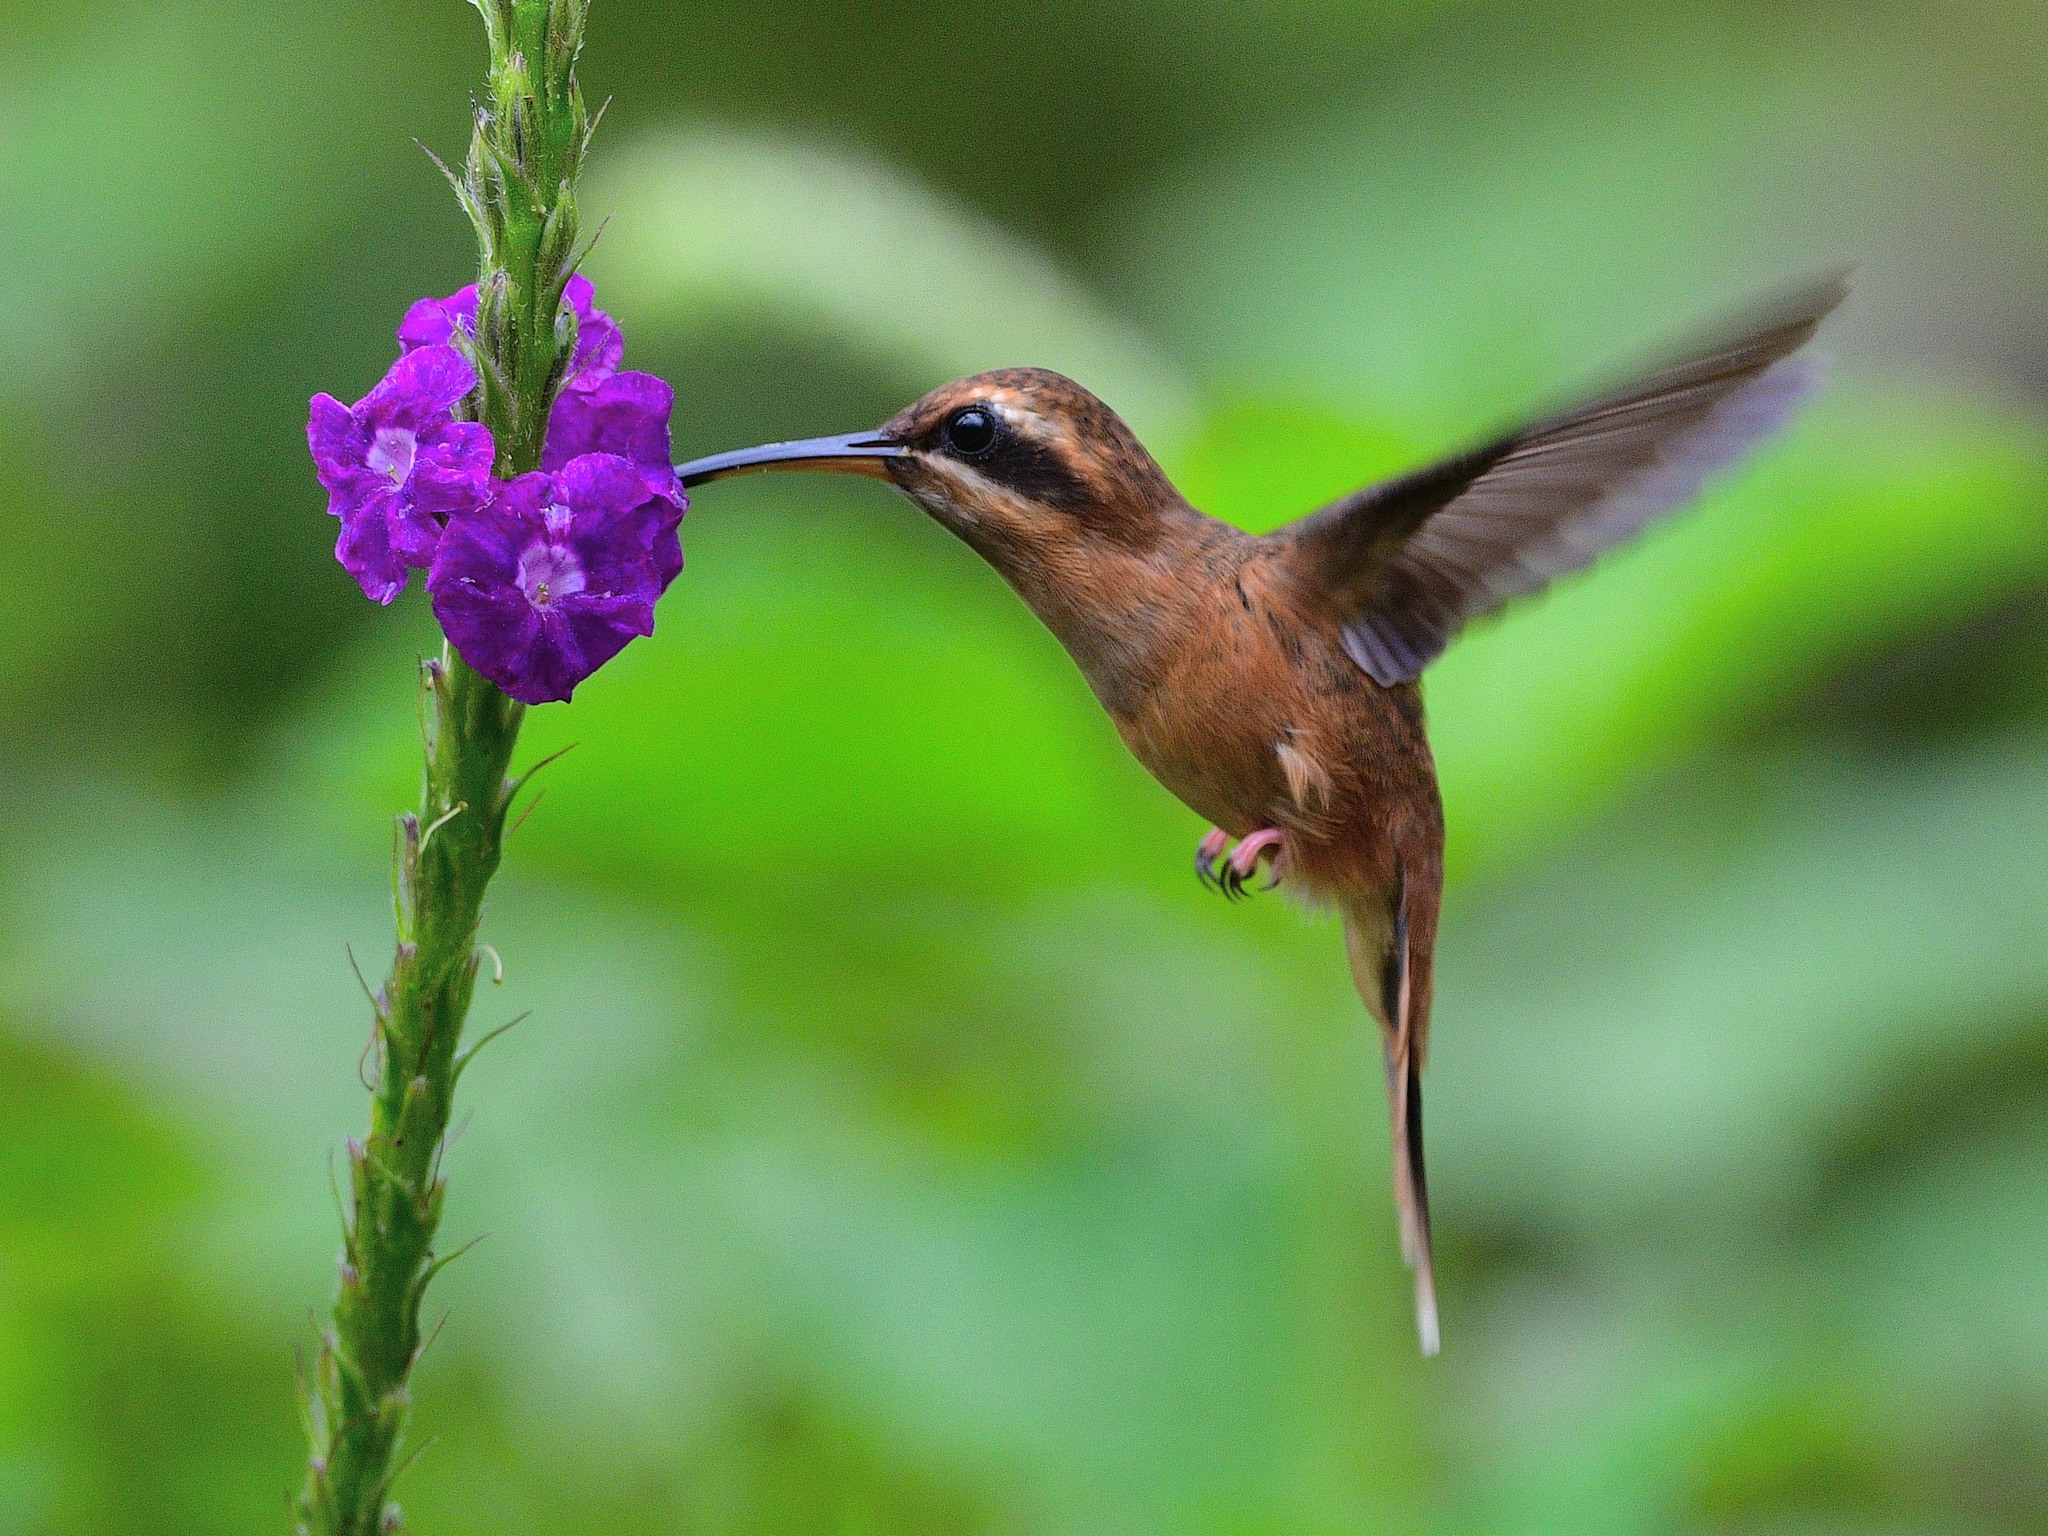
[982,432,1090,512]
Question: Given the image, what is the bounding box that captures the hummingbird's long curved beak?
[675,432,906,488]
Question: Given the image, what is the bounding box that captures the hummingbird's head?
[873,369,1181,546]
[676,368,1186,560]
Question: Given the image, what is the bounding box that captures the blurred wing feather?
[1284,271,1849,685]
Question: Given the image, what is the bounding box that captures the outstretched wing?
[1281,271,1850,686]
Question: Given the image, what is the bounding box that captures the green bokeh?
[2,2,2044,1531]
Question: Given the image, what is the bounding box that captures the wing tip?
[1686,263,1854,365]
[1755,261,1856,334]
[1680,349,1825,477]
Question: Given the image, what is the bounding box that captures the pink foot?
[1197,827,1287,899]
[1226,828,1286,894]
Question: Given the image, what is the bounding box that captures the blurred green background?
[4,0,2048,1531]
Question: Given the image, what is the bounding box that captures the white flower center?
[517,534,586,611]
[365,427,418,485]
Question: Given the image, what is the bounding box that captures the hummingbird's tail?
[1344,870,1440,1357]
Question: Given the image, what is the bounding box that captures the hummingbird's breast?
[959,500,1440,899]
[1101,539,1441,897]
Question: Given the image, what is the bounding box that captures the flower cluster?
[307,277,685,704]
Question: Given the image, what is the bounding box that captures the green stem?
[299,656,523,1536]
[297,4,590,1530]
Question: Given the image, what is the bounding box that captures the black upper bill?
[675,432,906,488]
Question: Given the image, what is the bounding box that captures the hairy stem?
[297,656,523,1536]
[297,3,590,1531]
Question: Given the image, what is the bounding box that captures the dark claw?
[1196,847,1221,890]
[1219,860,1248,902]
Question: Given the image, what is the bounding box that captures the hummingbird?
[674,272,1848,1355]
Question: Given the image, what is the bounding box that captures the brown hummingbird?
[674,272,1848,1354]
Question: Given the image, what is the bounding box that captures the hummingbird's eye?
[942,405,1000,458]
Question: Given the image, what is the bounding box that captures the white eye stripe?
[999,403,1068,444]
[921,457,1042,518]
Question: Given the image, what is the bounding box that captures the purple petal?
[556,593,655,679]
[438,580,547,698]
[387,510,444,568]
[505,593,651,705]
[561,274,624,391]
[363,344,478,428]
[486,471,555,529]
[580,516,667,602]
[565,590,658,645]
[516,614,597,704]
[406,420,498,522]
[651,495,687,589]
[332,483,410,604]
[552,451,654,520]
[543,455,662,594]
[547,439,686,594]
[543,371,676,488]
[307,394,364,485]
[398,286,479,352]
[567,312,624,391]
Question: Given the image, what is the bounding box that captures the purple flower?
[397,273,622,392]
[543,370,687,584]
[428,454,684,704]
[314,271,686,692]
[307,346,494,603]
